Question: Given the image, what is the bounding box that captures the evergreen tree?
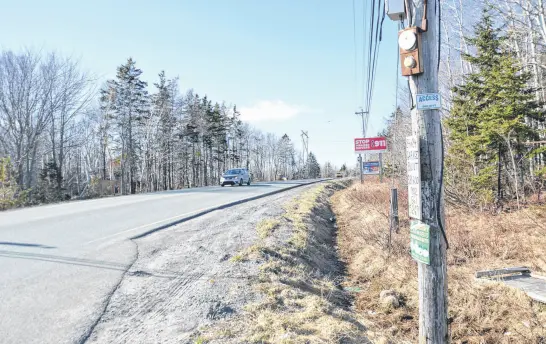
[446,11,543,204]
[229,105,244,168]
[102,58,149,194]
[35,161,63,203]
[278,134,295,178]
[205,102,227,183]
[152,71,177,190]
[0,157,21,209]
[307,152,321,178]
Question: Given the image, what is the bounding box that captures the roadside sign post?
[390,188,399,235]
[379,152,384,183]
[354,137,387,182]
[359,154,363,183]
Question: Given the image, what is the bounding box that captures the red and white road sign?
[354,137,387,153]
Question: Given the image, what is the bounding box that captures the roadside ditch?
[194,179,369,343]
[83,180,366,344]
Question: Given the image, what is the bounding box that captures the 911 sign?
[354,137,387,153]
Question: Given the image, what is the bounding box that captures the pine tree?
[229,105,244,169]
[102,58,149,194]
[307,152,321,178]
[206,102,228,183]
[182,92,201,187]
[278,134,295,178]
[152,71,177,191]
[446,11,543,205]
[35,161,63,203]
[0,157,21,209]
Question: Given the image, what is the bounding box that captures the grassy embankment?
[196,180,369,343]
[332,179,546,343]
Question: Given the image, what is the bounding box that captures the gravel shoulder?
[85,184,317,343]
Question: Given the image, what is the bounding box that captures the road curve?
[0,180,320,344]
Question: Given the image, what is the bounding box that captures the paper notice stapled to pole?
[406,135,421,220]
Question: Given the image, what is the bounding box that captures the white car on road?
[220,168,251,187]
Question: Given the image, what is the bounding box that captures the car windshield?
[225,169,241,175]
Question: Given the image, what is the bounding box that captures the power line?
[362,0,369,109]
[392,20,403,188]
[367,0,385,113]
[364,0,384,114]
[353,0,385,137]
[351,0,385,138]
[352,0,358,110]
[364,0,375,113]
[301,130,309,178]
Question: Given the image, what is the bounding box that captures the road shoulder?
[194,179,368,343]
[85,180,368,343]
[83,183,317,343]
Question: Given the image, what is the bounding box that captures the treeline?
[0,52,323,209]
[382,2,546,209]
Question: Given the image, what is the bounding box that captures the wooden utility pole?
[301,131,309,178]
[355,109,368,183]
[379,152,384,182]
[406,1,448,343]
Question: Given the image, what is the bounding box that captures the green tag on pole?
[410,221,430,265]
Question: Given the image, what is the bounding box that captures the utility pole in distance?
[355,109,367,184]
[405,1,448,342]
[301,131,309,179]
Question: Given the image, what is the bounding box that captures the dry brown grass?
[332,179,546,343]
[196,181,369,343]
[257,218,281,239]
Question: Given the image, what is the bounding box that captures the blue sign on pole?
[363,161,380,175]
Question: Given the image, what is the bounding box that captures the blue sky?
[0,0,399,168]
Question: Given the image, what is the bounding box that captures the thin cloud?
[239,100,311,122]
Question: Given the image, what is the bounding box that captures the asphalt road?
[0,180,317,344]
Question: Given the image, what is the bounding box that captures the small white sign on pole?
[416,93,441,110]
[406,135,422,220]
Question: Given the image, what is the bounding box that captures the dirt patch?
[195,179,369,343]
[332,179,546,344]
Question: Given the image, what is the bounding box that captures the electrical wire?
[359,0,385,136]
[438,120,448,249]
[391,20,402,189]
[379,3,386,42]
[352,0,358,110]
[366,0,383,112]
[362,0,370,113]
[352,0,386,137]
[364,0,375,114]
[436,0,448,249]
[364,0,375,115]
[363,0,372,135]
[437,0,441,71]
